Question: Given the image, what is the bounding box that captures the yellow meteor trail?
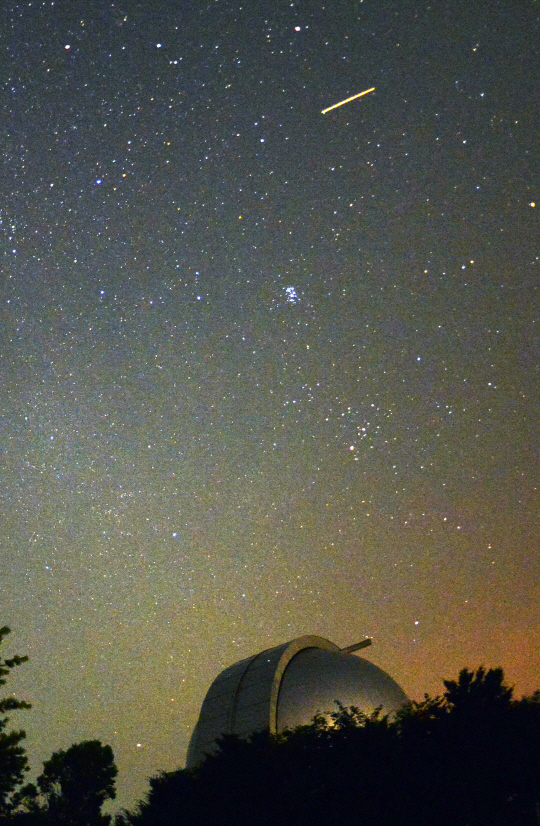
[321,87,375,114]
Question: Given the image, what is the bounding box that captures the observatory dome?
[186,634,408,768]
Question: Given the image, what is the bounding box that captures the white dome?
[277,646,408,730]
[187,635,407,768]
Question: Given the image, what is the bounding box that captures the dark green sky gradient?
[1,0,539,812]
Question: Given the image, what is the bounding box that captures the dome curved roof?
[186,634,407,768]
[277,645,408,730]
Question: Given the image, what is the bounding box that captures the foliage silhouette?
[117,667,540,826]
[9,742,117,826]
[0,626,118,826]
[33,740,118,826]
[0,627,30,817]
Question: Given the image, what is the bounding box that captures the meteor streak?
[321,87,375,114]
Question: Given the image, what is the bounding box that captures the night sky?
[2,0,539,812]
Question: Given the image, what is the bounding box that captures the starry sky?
[1,0,539,812]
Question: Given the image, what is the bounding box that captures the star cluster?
[1,0,539,812]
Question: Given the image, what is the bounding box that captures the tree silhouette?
[0,627,30,817]
[443,665,513,710]
[36,740,117,826]
[394,667,540,826]
[118,667,540,826]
